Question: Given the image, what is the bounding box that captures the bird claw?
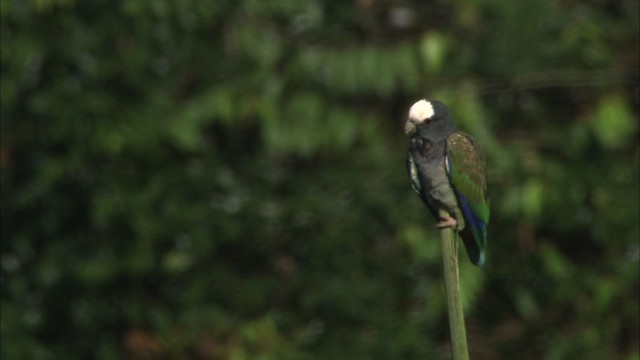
[436,216,457,229]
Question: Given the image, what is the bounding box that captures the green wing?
[446,132,490,265]
[406,153,421,195]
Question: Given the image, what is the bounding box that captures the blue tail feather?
[453,190,487,266]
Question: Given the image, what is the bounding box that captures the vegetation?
[2,0,638,359]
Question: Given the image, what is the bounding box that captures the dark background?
[1,0,639,359]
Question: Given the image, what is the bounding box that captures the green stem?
[440,227,470,360]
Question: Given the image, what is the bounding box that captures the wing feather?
[406,153,421,195]
[446,132,490,265]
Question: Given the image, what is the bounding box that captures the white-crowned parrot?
[404,99,490,266]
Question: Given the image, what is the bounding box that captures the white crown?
[408,99,434,122]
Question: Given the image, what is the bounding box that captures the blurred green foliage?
[1,0,638,359]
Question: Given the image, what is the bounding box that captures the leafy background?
[1,0,638,359]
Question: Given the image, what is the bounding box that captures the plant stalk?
[440,227,470,360]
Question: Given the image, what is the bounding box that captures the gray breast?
[412,138,458,214]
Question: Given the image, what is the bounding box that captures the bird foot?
[436,216,458,229]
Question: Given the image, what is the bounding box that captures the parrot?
[404,99,489,266]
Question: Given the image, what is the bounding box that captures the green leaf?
[419,32,449,74]
[521,178,543,220]
[590,95,637,149]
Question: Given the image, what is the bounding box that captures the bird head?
[404,99,454,137]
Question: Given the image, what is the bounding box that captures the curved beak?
[404,119,416,134]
